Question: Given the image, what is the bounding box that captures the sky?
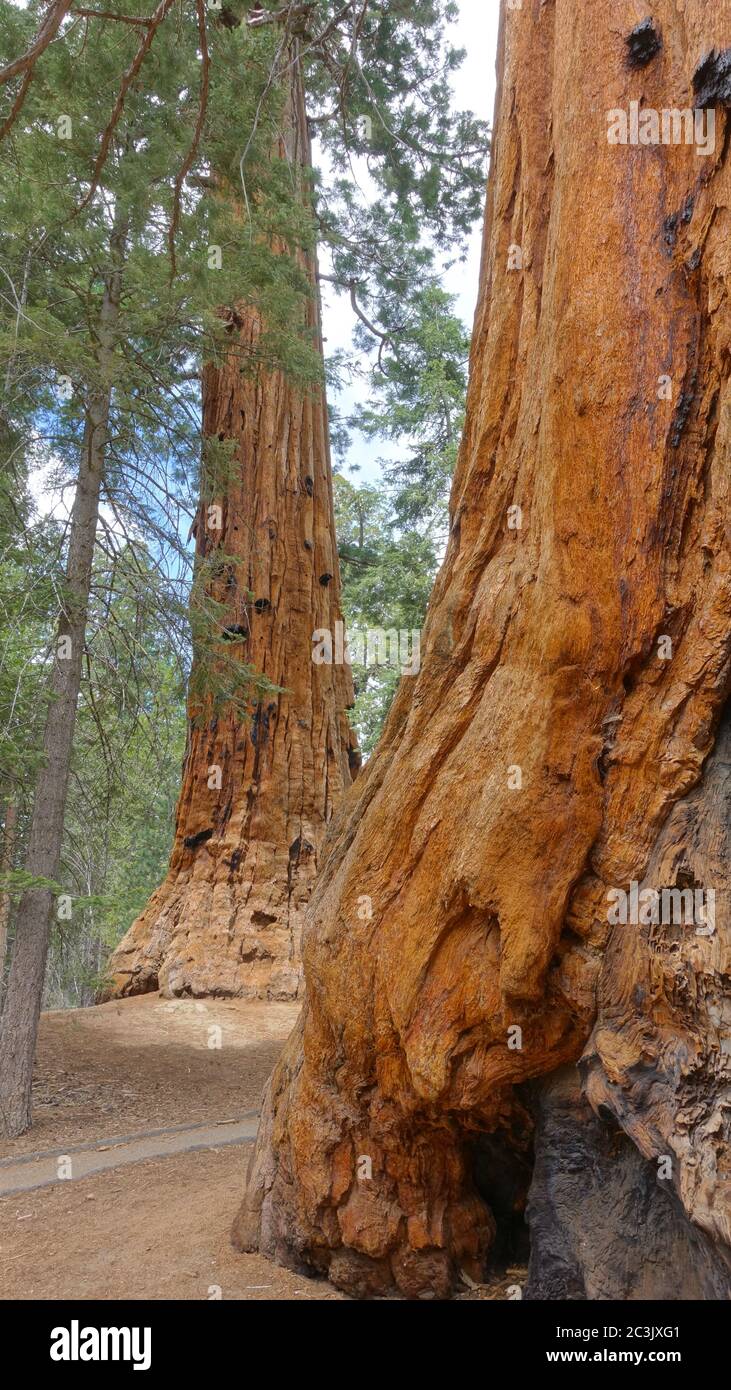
[444,0,500,320]
[320,0,500,480]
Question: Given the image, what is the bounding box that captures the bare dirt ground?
[0,994,336,1300]
[0,992,298,1159]
[0,993,524,1300]
[0,1146,343,1300]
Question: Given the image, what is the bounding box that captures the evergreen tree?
[46,547,187,1007]
[334,286,470,752]
[0,0,320,1134]
[334,472,436,752]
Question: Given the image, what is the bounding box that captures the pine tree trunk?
[233,0,731,1298]
[0,224,124,1138]
[0,797,17,1010]
[103,43,358,1003]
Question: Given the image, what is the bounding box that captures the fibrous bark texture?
[526,1067,731,1300]
[104,50,358,1003]
[233,0,731,1297]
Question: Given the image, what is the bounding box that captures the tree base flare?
[231,1016,496,1300]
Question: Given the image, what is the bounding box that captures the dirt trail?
[0,994,323,1299]
[0,1145,344,1300]
[0,992,298,1159]
[0,1141,523,1301]
[0,993,521,1300]
[0,1115,259,1195]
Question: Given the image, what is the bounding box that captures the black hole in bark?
[253,597,271,614]
[693,48,731,106]
[183,828,214,850]
[625,18,662,69]
[304,476,314,496]
[680,194,695,225]
[596,1102,617,1125]
[288,835,315,861]
[251,910,278,927]
[250,703,270,747]
[222,624,247,641]
[675,866,699,891]
[662,211,679,250]
[319,572,333,587]
[472,1134,532,1271]
[240,941,275,962]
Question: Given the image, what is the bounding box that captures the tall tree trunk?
[103,42,358,1004]
[0,231,124,1138]
[233,0,731,1298]
[0,796,17,1010]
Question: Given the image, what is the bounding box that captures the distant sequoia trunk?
[104,42,358,1003]
[233,1,731,1298]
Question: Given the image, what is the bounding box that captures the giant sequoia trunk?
[233,0,731,1298]
[104,43,358,1003]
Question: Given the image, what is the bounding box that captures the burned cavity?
[472,1132,532,1271]
[693,48,731,107]
[625,19,662,70]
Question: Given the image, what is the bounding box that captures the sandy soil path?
[0,1115,258,1195]
[0,995,337,1299]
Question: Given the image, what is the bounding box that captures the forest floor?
[0,992,297,1159]
[0,994,524,1300]
[0,993,337,1299]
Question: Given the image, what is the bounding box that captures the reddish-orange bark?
[233,0,731,1298]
